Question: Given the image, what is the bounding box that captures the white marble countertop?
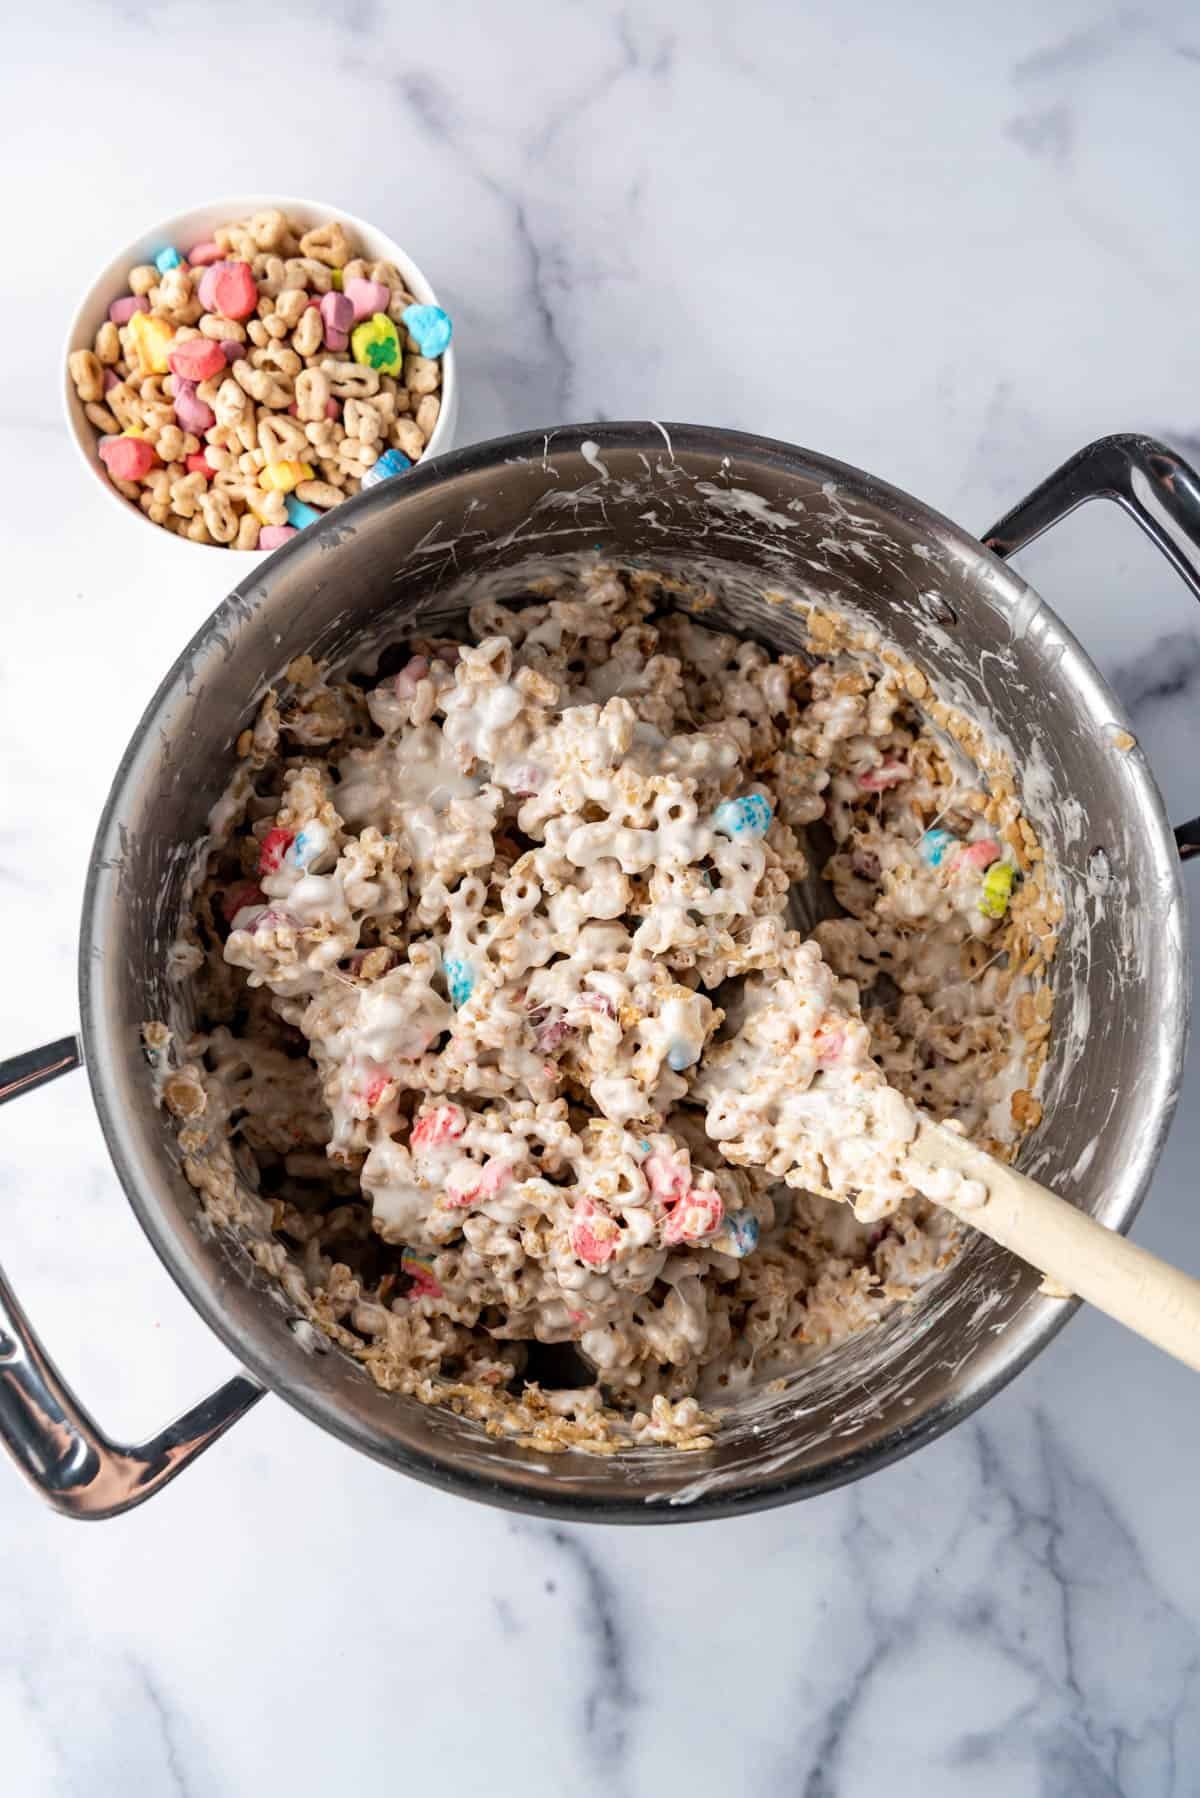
[5,2,1200,1792]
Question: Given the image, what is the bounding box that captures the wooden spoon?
[910,1117,1200,1371]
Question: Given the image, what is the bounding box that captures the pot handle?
[982,432,1200,858]
[0,1036,264,1519]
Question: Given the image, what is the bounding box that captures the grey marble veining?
[5,2,1200,1792]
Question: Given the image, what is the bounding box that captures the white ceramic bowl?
[62,194,459,558]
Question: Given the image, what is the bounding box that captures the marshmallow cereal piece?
[444,956,475,1007]
[350,311,402,375]
[108,294,149,326]
[320,290,354,351]
[919,827,955,867]
[571,1197,620,1266]
[360,448,412,489]
[401,303,453,358]
[258,827,294,874]
[662,1187,724,1247]
[209,260,258,320]
[173,379,215,435]
[979,861,1015,919]
[346,277,389,322]
[713,1210,760,1258]
[98,434,157,481]
[260,460,314,494]
[410,1105,466,1150]
[712,793,772,837]
[127,310,175,373]
[401,1252,443,1299]
[168,337,227,382]
[284,495,323,530]
[960,839,1002,873]
[290,822,331,868]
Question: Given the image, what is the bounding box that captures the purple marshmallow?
[173,377,216,435]
[320,290,354,350]
[109,294,150,326]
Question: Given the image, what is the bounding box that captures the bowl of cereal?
[63,196,457,552]
[2,424,1198,1520]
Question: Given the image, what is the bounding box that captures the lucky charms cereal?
[68,209,452,548]
[149,564,1059,1452]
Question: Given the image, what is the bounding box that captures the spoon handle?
[911,1118,1200,1373]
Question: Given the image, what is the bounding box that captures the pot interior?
[81,425,1187,1519]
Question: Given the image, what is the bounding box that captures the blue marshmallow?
[713,793,773,838]
[361,448,414,490]
[401,303,453,359]
[285,495,323,530]
[155,245,183,273]
[919,828,956,868]
[718,1212,760,1258]
[444,956,474,1007]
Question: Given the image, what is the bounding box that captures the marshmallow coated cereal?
[150,565,1059,1452]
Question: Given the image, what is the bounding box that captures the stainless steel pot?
[5,426,1200,1523]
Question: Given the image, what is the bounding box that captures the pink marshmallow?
[168,336,227,383]
[394,654,430,698]
[344,276,389,322]
[109,294,149,326]
[203,260,258,320]
[99,435,157,481]
[858,760,909,791]
[958,839,1001,872]
[197,263,228,310]
[644,1151,689,1202]
[187,240,224,265]
[570,1197,619,1267]
[411,1104,466,1149]
[258,525,298,550]
[663,1189,724,1247]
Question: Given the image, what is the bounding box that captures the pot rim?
[77,421,1190,1521]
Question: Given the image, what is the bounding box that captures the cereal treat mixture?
[151,566,1060,1451]
[68,209,452,548]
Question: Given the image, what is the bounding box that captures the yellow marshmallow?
[127,310,175,374]
[259,460,314,493]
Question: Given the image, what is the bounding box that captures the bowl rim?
[78,420,1190,1521]
[61,191,458,557]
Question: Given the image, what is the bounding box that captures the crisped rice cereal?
[150,564,1059,1451]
